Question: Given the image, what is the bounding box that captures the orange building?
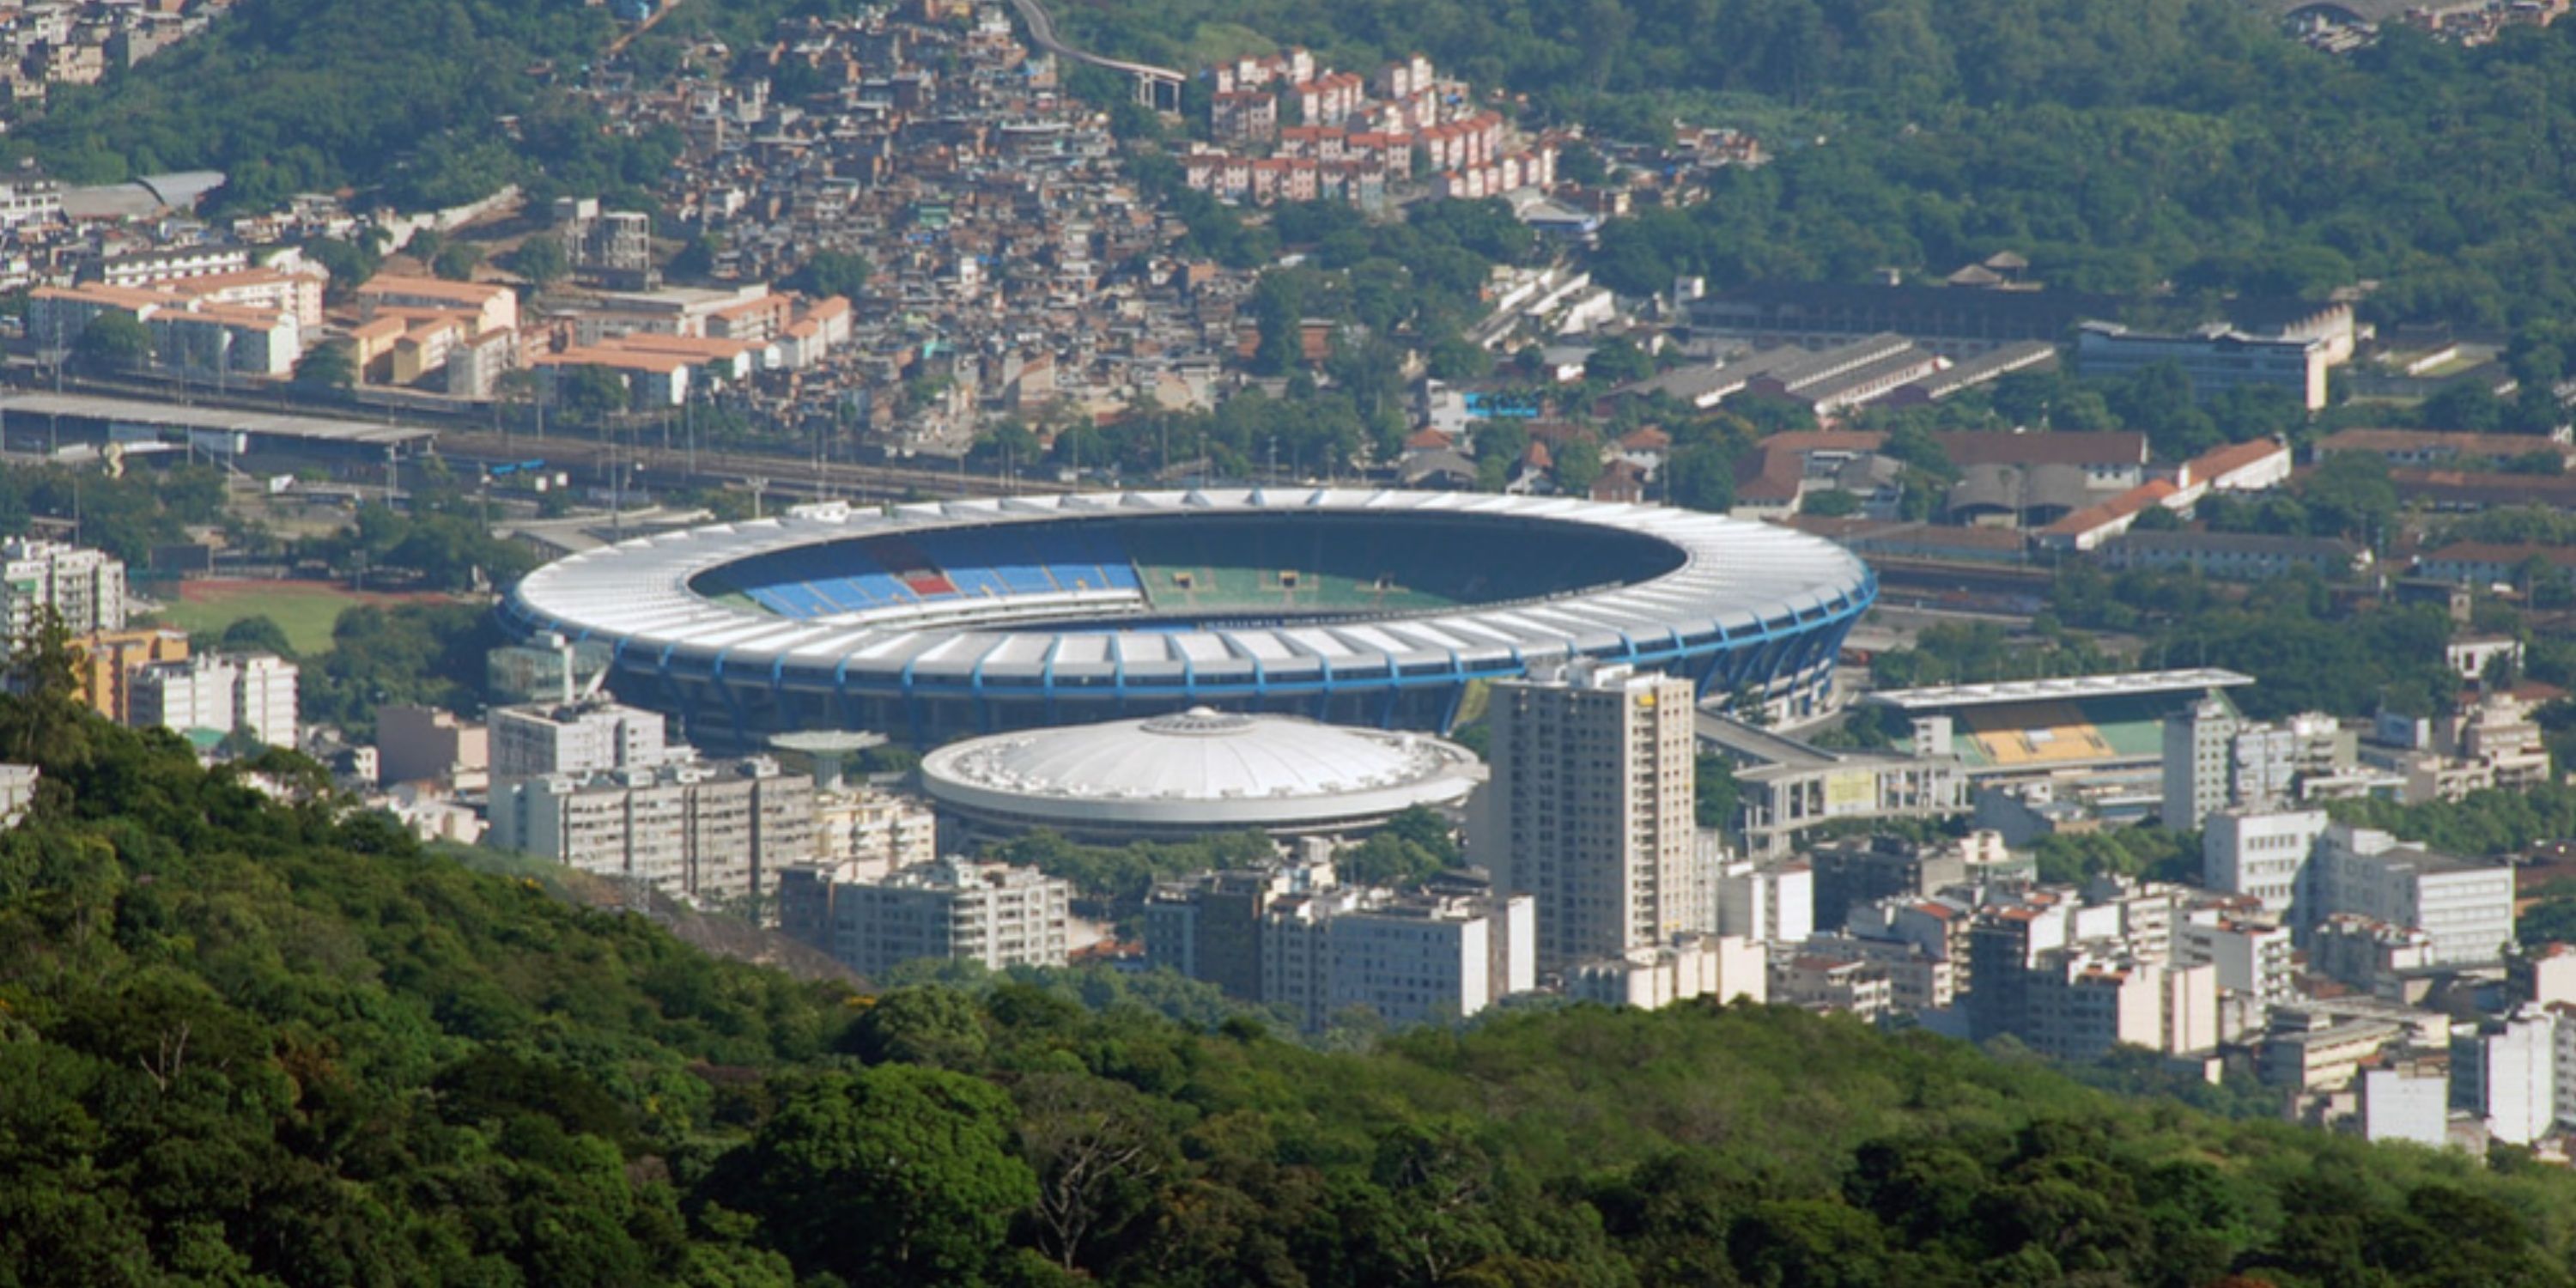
[76,628,190,724]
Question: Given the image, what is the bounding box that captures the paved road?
[1005,0,1183,83]
[606,0,686,58]
[437,428,1074,502]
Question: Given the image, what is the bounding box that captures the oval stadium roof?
[503,488,1878,689]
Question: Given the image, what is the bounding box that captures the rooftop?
[922,706,1483,830]
[1863,668,2255,712]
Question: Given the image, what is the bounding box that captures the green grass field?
[147,581,379,654]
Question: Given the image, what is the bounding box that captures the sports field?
[149,580,452,654]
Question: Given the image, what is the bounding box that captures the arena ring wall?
[500,489,1878,748]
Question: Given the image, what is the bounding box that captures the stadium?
[501,489,1878,747]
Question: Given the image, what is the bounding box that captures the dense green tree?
[1664,442,1736,513]
[503,234,571,288]
[73,313,150,373]
[848,985,991,1067]
[430,242,485,282]
[723,1066,1036,1286]
[782,250,875,299]
[291,339,355,390]
[213,615,296,658]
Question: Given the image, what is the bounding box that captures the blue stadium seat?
[992,566,1046,593]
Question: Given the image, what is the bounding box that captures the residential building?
[2357,1059,2452,1148]
[2310,914,2439,996]
[1773,954,1894,1020]
[2263,1012,2409,1091]
[2178,908,2296,1006]
[1261,878,1534,1030]
[1145,856,1339,1002]
[130,652,299,748]
[2445,633,2523,683]
[1565,933,1768,1009]
[0,166,62,228]
[1807,834,1971,932]
[374,704,489,789]
[489,700,670,782]
[2,538,125,648]
[1489,663,1699,971]
[353,275,519,337]
[2202,808,2332,921]
[1798,933,1959,1011]
[1966,893,2093,1041]
[2454,1009,2556,1145]
[2022,945,2216,1060]
[71,627,187,723]
[2513,942,2576,1009]
[28,283,302,377]
[789,856,1071,976]
[2163,701,2348,830]
[2317,823,2515,967]
[811,785,940,879]
[1716,857,1814,947]
[491,756,814,907]
[233,653,300,750]
[88,246,251,289]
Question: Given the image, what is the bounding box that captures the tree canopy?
[2,683,2576,1285]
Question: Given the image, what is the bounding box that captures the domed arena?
[919,707,1485,841]
[501,488,1876,747]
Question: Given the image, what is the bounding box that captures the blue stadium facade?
[500,489,1877,748]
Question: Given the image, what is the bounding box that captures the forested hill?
[28,0,2576,322]
[0,656,2573,1283]
[14,0,686,214]
[1072,0,2576,324]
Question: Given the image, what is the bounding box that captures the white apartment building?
[1261,883,1534,1030]
[2202,808,2331,921]
[1565,933,1767,1011]
[1716,857,1814,947]
[1774,954,1895,1020]
[816,857,1072,977]
[2164,700,2345,831]
[2023,946,2217,1060]
[2,538,125,647]
[233,653,299,748]
[1489,663,1701,971]
[129,651,299,748]
[2178,909,2295,1006]
[2318,823,2513,967]
[2456,1009,2556,1145]
[0,168,62,228]
[2358,1061,2451,1149]
[489,700,670,781]
[489,756,812,907]
[1795,933,1956,1011]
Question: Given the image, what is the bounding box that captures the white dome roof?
[920,708,1484,835]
